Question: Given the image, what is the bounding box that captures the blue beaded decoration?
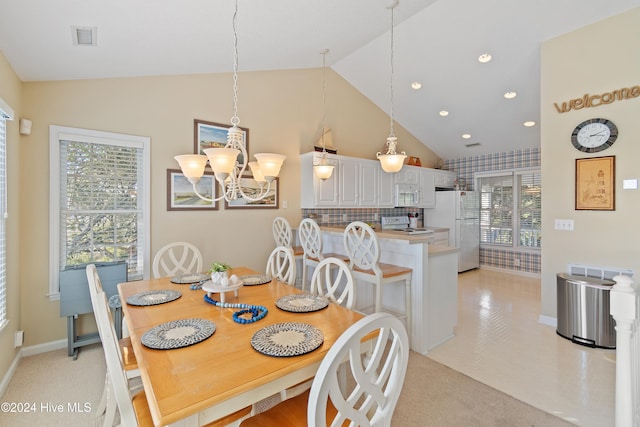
[204,294,268,324]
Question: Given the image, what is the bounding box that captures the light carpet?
[0,344,574,426]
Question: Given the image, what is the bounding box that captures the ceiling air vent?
[72,26,97,46]
[464,142,481,148]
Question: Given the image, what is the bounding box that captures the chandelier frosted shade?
[174,154,208,183]
[253,153,286,181]
[248,161,266,183]
[204,147,240,181]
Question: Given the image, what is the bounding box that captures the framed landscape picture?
[575,156,615,211]
[194,119,249,167]
[224,177,278,209]
[167,169,218,211]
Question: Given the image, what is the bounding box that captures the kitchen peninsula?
[318,225,458,354]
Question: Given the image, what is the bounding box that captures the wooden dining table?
[118,267,365,427]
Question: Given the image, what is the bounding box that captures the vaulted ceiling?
[1,0,638,159]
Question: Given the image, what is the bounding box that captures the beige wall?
[0,52,23,381]
[14,67,436,347]
[540,8,640,317]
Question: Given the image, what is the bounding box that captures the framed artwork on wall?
[194,119,249,167]
[224,177,279,209]
[167,169,218,211]
[575,156,615,211]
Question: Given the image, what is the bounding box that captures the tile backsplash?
[301,207,423,228]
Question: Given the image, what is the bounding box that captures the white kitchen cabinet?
[433,169,457,189]
[419,168,436,208]
[300,152,339,208]
[359,159,381,206]
[301,152,395,208]
[378,164,395,207]
[394,166,420,185]
[339,157,359,205]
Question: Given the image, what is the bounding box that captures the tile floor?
[426,268,616,427]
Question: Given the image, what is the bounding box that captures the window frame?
[49,125,150,300]
[0,97,13,331]
[475,167,541,252]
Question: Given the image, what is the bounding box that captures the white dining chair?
[240,312,410,427]
[94,288,252,427]
[277,256,357,403]
[152,241,203,278]
[272,217,304,286]
[298,218,348,291]
[309,257,355,310]
[266,245,296,286]
[86,264,139,427]
[343,221,413,339]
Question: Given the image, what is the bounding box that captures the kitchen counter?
[320,225,456,255]
[316,225,458,354]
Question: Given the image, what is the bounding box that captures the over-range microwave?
[395,183,420,207]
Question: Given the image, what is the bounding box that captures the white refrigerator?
[426,190,480,272]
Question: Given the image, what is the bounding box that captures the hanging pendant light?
[377,0,406,174]
[174,0,286,202]
[313,49,335,181]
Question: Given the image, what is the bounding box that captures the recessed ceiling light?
[439,110,449,117]
[411,82,422,90]
[462,134,471,139]
[478,53,492,63]
[523,121,536,127]
[504,91,517,99]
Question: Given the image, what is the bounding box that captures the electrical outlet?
[513,258,520,267]
[14,330,24,348]
[342,214,348,222]
[322,214,329,223]
[554,219,574,231]
[374,213,379,221]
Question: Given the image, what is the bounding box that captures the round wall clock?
[571,118,618,153]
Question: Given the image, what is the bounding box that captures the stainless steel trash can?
[556,273,616,349]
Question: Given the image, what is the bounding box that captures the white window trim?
[49,125,151,300]
[475,167,541,251]
[0,97,12,332]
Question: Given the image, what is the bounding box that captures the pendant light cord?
[389,3,395,138]
[231,0,240,127]
[321,49,328,151]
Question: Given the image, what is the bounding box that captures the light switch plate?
[554,219,574,231]
[623,179,638,190]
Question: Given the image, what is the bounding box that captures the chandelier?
[376,0,406,174]
[313,49,335,181]
[174,0,285,202]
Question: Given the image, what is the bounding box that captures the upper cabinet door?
[394,166,420,185]
[339,157,359,206]
[359,160,379,206]
[378,163,395,207]
[301,152,339,208]
[419,168,436,208]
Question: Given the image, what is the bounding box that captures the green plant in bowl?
[209,262,231,273]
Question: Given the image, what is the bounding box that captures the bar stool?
[298,218,348,291]
[343,221,412,339]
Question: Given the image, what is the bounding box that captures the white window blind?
[0,101,13,330]
[478,169,541,249]
[50,126,150,297]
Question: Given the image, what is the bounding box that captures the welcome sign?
[553,84,640,113]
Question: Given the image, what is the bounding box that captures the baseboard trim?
[0,351,21,398]
[538,315,557,328]
[21,339,67,357]
[479,265,541,278]
[1,339,69,397]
